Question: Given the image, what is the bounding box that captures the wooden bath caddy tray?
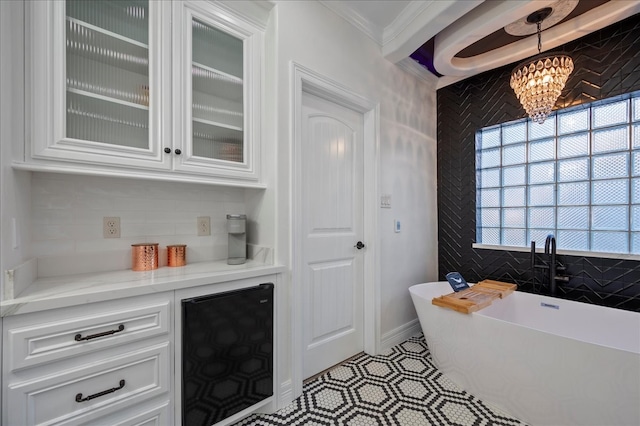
[432,280,517,314]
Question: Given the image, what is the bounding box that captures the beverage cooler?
[181,283,274,425]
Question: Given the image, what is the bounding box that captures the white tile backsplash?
[31,173,249,274]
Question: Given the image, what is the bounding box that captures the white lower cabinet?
[1,274,279,425]
[87,401,171,426]
[8,344,169,426]
[2,293,173,426]
[5,302,170,371]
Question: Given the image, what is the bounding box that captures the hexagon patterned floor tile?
[234,334,527,425]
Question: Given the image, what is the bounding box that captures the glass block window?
[476,91,640,255]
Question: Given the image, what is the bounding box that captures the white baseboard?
[380,318,422,352]
[278,379,294,408]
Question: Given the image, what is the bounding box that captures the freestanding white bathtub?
[409,281,640,426]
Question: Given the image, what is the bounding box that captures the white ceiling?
[320,0,640,88]
[335,0,412,29]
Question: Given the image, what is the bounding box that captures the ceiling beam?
[382,0,484,64]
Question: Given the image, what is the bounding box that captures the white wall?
[271,0,438,398]
[1,1,31,293]
[378,76,438,341]
[29,172,249,276]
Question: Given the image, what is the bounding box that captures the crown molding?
[319,0,384,45]
[382,1,433,46]
[396,57,438,86]
[319,1,435,48]
[215,0,275,31]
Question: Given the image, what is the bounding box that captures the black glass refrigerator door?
[182,283,274,425]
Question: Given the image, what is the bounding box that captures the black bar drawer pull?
[76,379,125,403]
[75,324,125,342]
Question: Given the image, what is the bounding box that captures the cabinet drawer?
[5,301,169,371]
[6,343,169,426]
[81,401,170,426]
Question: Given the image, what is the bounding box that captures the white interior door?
[301,91,364,379]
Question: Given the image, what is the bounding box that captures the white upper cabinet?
[25,0,265,186]
[172,1,261,180]
[28,0,171,170]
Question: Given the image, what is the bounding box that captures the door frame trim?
[290,61,380,398]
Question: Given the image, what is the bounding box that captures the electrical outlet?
[197,216,211,236]
[103,217,120,238]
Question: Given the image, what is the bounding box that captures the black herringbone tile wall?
[437,13,640,312]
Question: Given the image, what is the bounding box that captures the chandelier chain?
[537,21,542,54]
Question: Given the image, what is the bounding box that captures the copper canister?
[167,244,187,267]
[131,243,159,271]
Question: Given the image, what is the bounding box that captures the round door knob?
[354,241,365,250]
[164,147,171,154]
[174,149,182,155]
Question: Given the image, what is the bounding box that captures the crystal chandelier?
[509,8,573,124]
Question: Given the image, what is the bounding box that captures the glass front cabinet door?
[171,1,261,181]
[27,0,262,184]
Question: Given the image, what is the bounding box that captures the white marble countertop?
[1,260,285,317]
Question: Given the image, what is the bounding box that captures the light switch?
[381,194,392,208]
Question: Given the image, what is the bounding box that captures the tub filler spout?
[545,235,557,296]
[531,236,569,296]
